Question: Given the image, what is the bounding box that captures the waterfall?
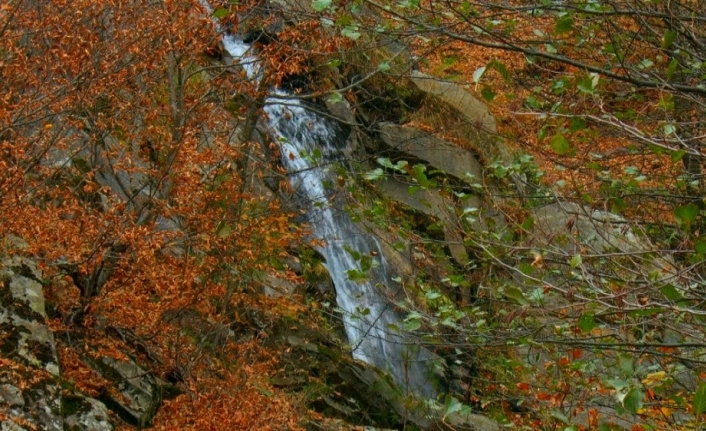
[221,33,438,398]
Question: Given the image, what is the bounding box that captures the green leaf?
[627,307,663,317]
[693,384,706,417]
[404,312,422,331]
[425,289,442,300]
[586,162,602,172]
[618,354,634,375]
[442,55,458,67]
[311,0,332,11]
[555,15,574,34]
[487,59,511,83]
[412,164,430,187]
[503,285,528,306]
[335,14,353,26]
[639,58,654,69]
[443,396,464,419]
[212,8,229,18]
[660,284,684,302]
[525,96,541,110]
[623,388,643,414]
[670,149,687,164]
[520,216,535,231]
[346,269,367,282]
[377,157,394,169]
[658,94,674,111]
[327,91,343,103]
[550,409,571,424]
[578,313,596,333]
[364,168,384,181]
[662,29,677,49]
[674,203,699,227]
[569,254,582,268]
[550,133,570,155]
[480,86,496,102]
[377,61,391,72]
[610,197,626,214]
[695,238,706,256]
[577,74,599,94]
[341,27,361,40]
[667,58,679,80]
[569,117,587,132]
[216,222,232,238]
[605,379,629,391]
[256,385,274,397]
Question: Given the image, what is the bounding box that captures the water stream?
[221,34,437,398]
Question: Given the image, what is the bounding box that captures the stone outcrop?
[410,71,497,134]
[531,202,647,254]
[63,395,113,431]
[374,176,469,264]
[87,357,176,428]
[274,327,494,431]
[1,257,65,431]
[378,122,485,185]
[1,255,175,431]
[409,71,513,166]
[529,201,677,300]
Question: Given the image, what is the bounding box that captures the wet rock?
[278,333,411,429]
[325,97,356,125]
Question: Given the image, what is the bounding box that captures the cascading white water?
[222,34,438,398]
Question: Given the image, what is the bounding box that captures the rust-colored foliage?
[1,0,306,428]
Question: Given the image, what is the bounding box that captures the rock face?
[375,176,469,264]
[378,122,485,185]
[1,257,116,431]
[530,201,676,298]
[410,71,497,134]
[1,257,64,431]
[531,202,646,254]
[89,357,174,428]
[63,395,113,431]
[410,70,512,165]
